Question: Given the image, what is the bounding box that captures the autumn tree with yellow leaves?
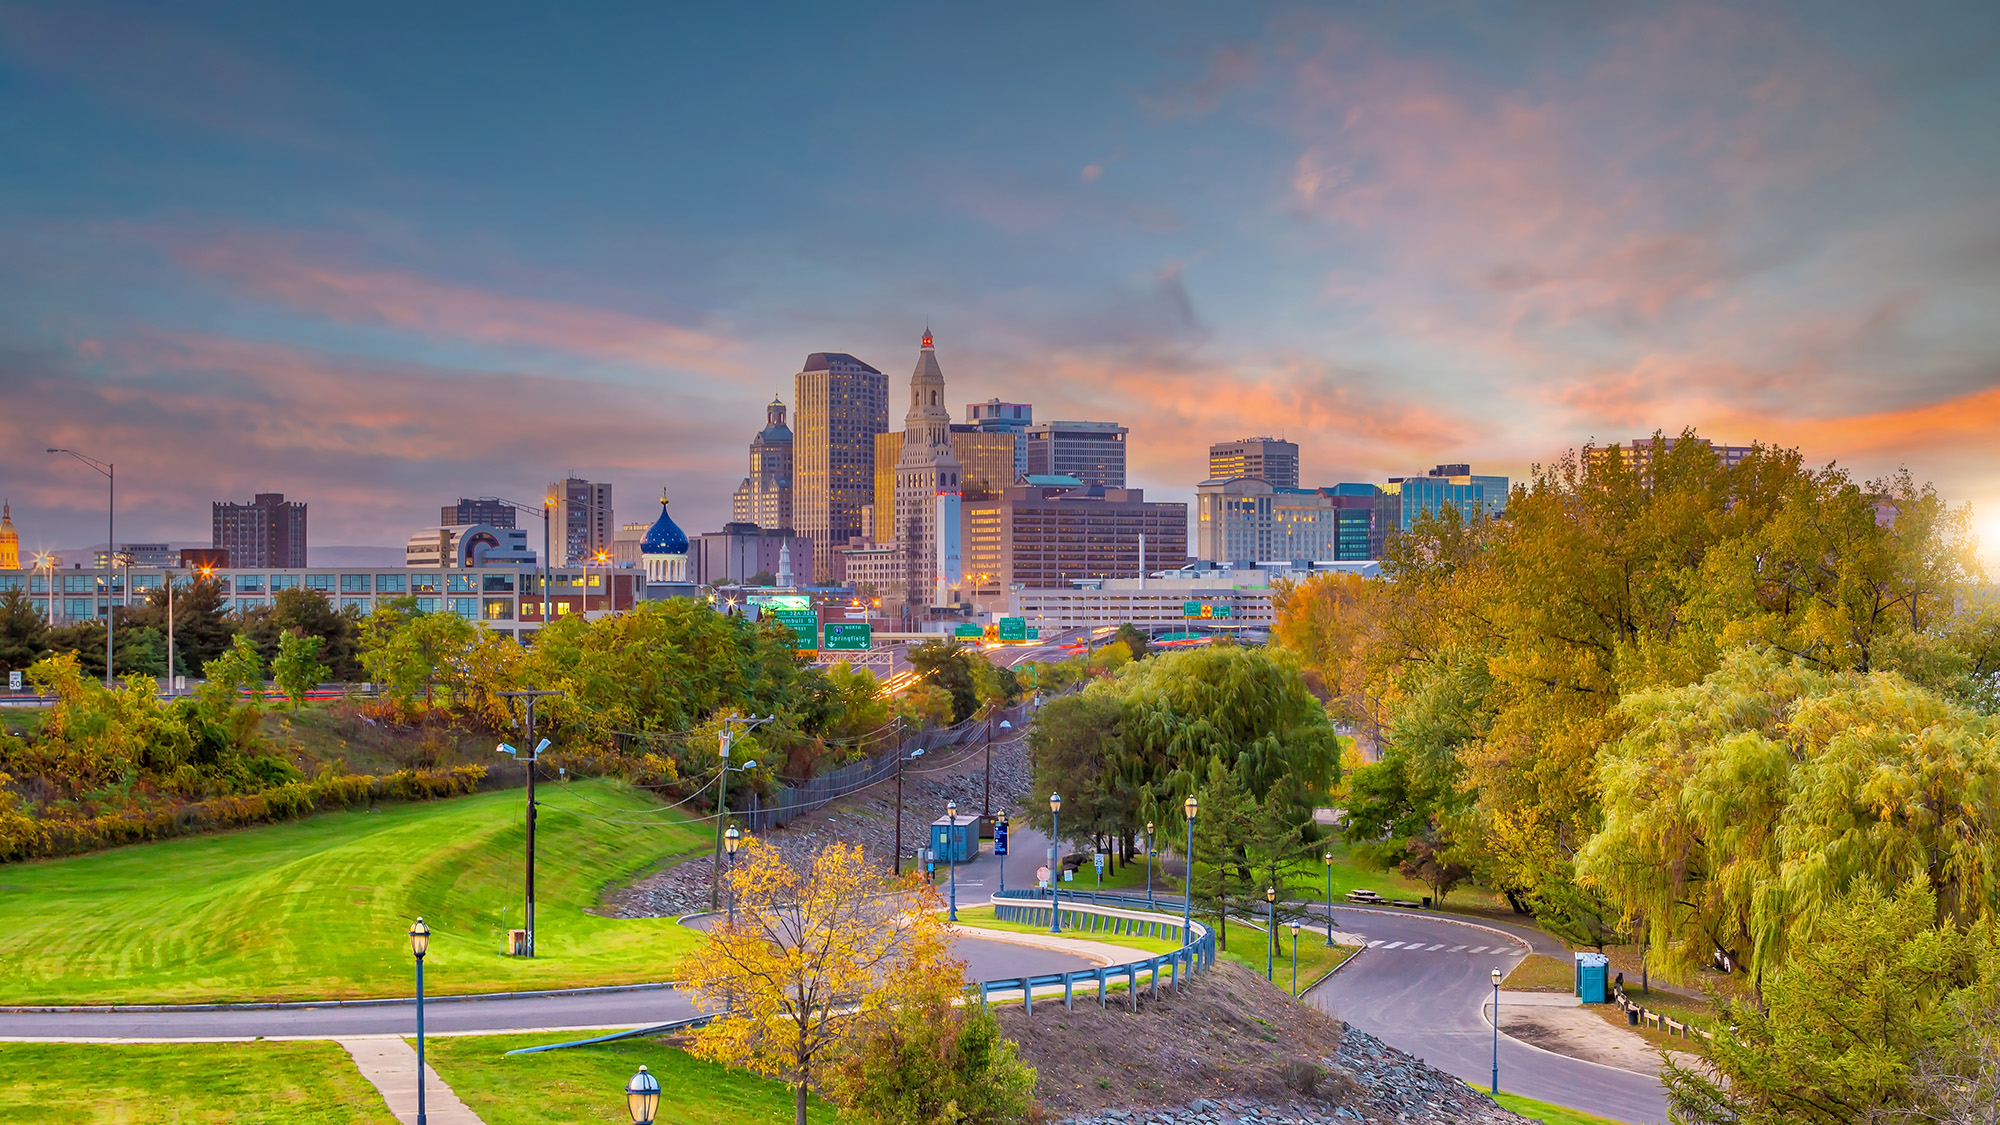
[685,840,1034,1125]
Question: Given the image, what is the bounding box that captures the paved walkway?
[337,1036,487,1125]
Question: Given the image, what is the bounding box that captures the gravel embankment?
[601,733,1032,918]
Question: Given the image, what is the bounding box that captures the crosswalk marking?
[1381,941,1405,949]
[1467,946,1488,953]
[1448,945,1467,952]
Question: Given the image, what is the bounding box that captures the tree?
[198,634,266,748]
[907,640,979,724]
[686,840,950,1125]
[1666,879,1999,1125]
[1112,623,1151,660]
[1580,649,2000,986]
[827,958,1037,1125]
[0,588,48,674]
[133,574,234,672]
[747,571,778,587]
[272,630,329,712]
[242,588,362,680]
[1398,838,1472,905]
[359,600,476,709]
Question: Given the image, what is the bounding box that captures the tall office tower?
[1025,421,1128,487]
[212,493,308,568]
[1380,465,1509,531]
[876,424,1016,522]
[441,498,517,529]
[1209,437,1300,490]
[729,396,794,530]
[549,478,614,564]
[793,352,888,578]
[967,399,1033,480]
[891,329,964,607]
[964,481,1187,613]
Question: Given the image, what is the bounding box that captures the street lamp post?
[1491,966,1503,1095]
[723,826,741,927]
[1048,792,1062,934]
[1145,821,1155,906]
[710,715,770,906]
[1290,920,1300,997]
[625,1066,661,1125]
[1265,886,1277,982]
[46,448,113,686]
[409,917,430,1125]
[1323,851,1335,946]
[893,743,926,875]
[497,688,563,957]
[1182,795,1198,948]
[997,813,1007,896]
[946,799,959,922]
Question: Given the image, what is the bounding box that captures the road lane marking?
[1423,943,1444,951]
[1381,941,1405,949]
[1448,945,1467,952]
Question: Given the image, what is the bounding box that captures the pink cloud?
[171,237,746,376]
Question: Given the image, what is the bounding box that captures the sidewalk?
[337,1036,487,1125]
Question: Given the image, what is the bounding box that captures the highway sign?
[1027,627,1039,639]
[823,622,872,651]
[1037,865,1050,887]
[997,616,1027,641]
[953,623,982,639]
[773,608,819,650]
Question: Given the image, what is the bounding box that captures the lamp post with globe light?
[724,826,741,926]
[1182,795,1198,949]
[409,917,430,1125]
[1047,792,1063,933]
[1324,851,1335,945]
[946,799,960,922]
[625,1066,660,1124]
[1145,821,1155,906]
[1491,966,1504,1094]
[1265,886,1277,981]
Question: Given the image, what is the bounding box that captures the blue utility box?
[930,814,982,865]
[1574,952,1610,1004]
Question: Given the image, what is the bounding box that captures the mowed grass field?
[0,780,710,1004]
[423,1032,835,1125]
[0,1041,396,1123]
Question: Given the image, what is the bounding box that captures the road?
[0,933,1091,1042]
[1305,906,1669,1125]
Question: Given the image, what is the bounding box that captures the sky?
[2,1,1997,566]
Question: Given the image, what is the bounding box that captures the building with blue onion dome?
[641,489,691,586]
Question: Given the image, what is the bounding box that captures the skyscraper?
[549,478,614,565]
[793,352,888,579]
[1025,421,1127,487]
[1208,437,1300,490]
[891,329,963,607]
[212,493,308,568]
[730,396,795,530]
[967,399,1033,480]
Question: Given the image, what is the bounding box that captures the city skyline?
[1,3,1996,567]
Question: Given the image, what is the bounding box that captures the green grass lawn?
[0,1040,396,1123]
[1483,1087,1624,1125]
[422,1031,835,1125]
[1215,925,1358,992]
[0,779,710,1004]
[1505,953,1578,992]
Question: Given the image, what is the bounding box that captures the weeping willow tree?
[1580,648,2000,989]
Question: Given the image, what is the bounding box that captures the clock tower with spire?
[890,328,964,610]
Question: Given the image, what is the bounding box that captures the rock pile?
[600,733,1032,918]
[1055,1027,1531,1125]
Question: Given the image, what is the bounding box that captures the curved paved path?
[1304,905,1668,1125]
[0,933,1091,1042]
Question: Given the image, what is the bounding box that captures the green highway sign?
[953,623,983,639]
[824,622,873,651]
[1183,601,1201,617]
[1027,627,1039,639]
[1215,604,1232,618]
[997,617,1027,642]
[773,607,819,650]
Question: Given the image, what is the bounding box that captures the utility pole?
[498,689,563,957]
[894,738,926,875]
[982,705,993,819]
[710,714,772,910]
[165,572,175,698]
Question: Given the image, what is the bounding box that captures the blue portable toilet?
[930,814,982,865]
[1574,952,1610,1003]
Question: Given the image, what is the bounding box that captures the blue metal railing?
[974,894,1214,1013]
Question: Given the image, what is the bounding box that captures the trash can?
[1421,896,1433,909]
[1627,1006,1640,1026]
[1574,952,1610,1003]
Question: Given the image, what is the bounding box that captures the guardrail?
[978,891,1214,1013]
[1612,982,1715,1043]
